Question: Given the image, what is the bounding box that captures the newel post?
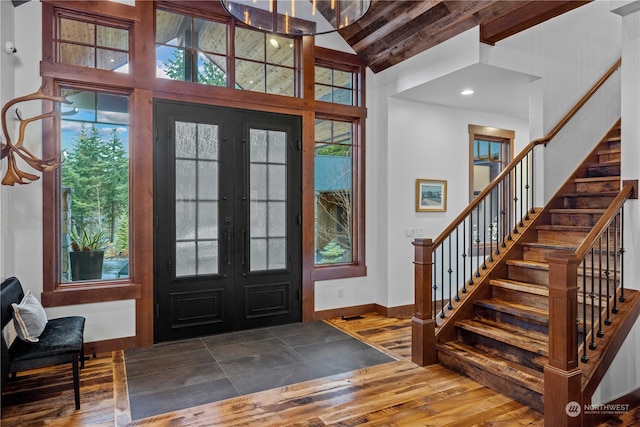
[544,252,582,427]
[412,238,437,366]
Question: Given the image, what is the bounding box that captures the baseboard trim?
[84,336,137,355]
[313,303,414,321]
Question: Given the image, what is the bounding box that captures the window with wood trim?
[315,63,360,106]
[59,88,130,283]
[156,9,229,86]
[468,125,514,254]
[54,11,131,72]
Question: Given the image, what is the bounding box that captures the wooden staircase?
[434,122,640,413]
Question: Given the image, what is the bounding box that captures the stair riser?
[523,246,574,262]
[551,212,602,226]
[507,265,549,285]
[475,305,548,335]
[575,180,620,193]
[523,246,621,263]
[491,286,549,310]
[537,230,588,245]
[598,152,621,163]
[587,164,620,177]
[436,350,544,413]
[607,140,621,150]
[457,329,547,373]
[563,196,616,209]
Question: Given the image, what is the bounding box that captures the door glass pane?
[175,121,219,277]
[249,128,287,272]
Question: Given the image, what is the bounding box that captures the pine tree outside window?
[59,89,130,283]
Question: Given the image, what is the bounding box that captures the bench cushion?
[9,316,85,363]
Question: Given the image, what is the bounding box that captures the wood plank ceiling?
[338,0,590,73]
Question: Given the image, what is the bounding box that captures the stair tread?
[549,208,606,214]
[475,299,549,323]
[490,279,549,296]
[506,259,549,270]
[598,148,621,155]
[562,191,619,198]
[521,241,577,250]
[455,318,549,356]
[586,161,620,167]
[536,225,592,232]
[438,341,545,393]
[574,176,620,183]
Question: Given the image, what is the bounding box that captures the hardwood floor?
[2,313,635,426]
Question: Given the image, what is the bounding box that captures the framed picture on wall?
[416,179,447,212]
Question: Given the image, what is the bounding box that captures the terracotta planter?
[69,250,104,281]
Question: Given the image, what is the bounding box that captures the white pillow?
[12,290,48,343]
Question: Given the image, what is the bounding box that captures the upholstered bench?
[1,277,85,409]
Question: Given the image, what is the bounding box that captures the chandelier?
[220,0,372,36]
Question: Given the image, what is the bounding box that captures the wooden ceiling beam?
[364,0,491,72]
[480,0,591,45]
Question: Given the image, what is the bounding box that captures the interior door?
[154,100,302,342]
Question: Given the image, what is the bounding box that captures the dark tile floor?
[125,321,395,420]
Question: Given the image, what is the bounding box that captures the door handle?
[239,229,246,265]
[225,230,232,265]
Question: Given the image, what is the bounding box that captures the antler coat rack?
[1,82,71,186]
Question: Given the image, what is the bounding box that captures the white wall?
[385,100,528,308]
[2,1,136,343]
[0,0,16,283]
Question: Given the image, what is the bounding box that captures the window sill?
[41,281,142,307]
[312,264,367,281]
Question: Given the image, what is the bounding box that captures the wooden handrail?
[534,58,622,145]
[575,183,634,260]
[433,58,622,249]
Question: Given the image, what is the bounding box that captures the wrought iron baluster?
[447,235,453,311]
[462,218,468,293]
[605,225,611,326]
[519,160,524,228]
[441,243,445,318]
[475,205,481,278]
[530,149,536,214]
[482,198,488,269]
[469,209,474,286]
[455,227,460,302]
[612,214,619,314]
[597,237,604,338]
[525,152,530,220]
[581,257,589,362]
[589,247,597,350]
[513,166,522,234]
[619,207,625,303]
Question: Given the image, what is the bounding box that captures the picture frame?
[416,179,447,212]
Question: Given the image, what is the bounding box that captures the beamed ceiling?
[338,0,590,73]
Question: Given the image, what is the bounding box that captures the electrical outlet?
[337,287,344,298]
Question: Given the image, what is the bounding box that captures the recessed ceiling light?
[270,38,280,49]
[461,89,474,96]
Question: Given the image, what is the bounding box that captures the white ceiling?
[395,63,537,120]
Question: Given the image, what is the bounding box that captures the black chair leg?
[72,356,80,410]
[80,346,85,369]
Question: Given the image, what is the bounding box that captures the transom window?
[156,9,228,86]
[54,13,130,72]
[235,28,296,95]
[315,65,359,106]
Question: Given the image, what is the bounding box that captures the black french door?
[154,100,302,342]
